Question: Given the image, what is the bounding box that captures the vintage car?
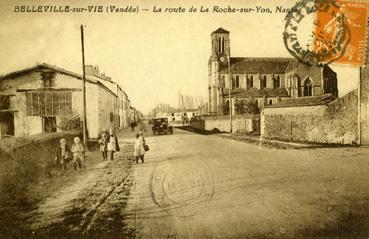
[152,118,173,135]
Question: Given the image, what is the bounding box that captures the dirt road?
[124,129,369,239]
[26,127,369,239]
[30,144,135,239]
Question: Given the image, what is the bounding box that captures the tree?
[235,98,259,114]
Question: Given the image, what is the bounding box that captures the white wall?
[205,116,255,133]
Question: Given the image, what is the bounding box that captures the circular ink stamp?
[283,0,351,66]
[149,155,214,217]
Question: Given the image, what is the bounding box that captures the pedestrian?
[71,136,85,171]
[134,133,145,164]
[140,131,149,160]
[98,131,108,161]
[107,128,120,161]
[55,138,71,171]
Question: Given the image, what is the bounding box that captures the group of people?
[134,132,146,164]
[55,136,85,171]
[98,128,120,161]
[54,127,147,172]
[100,129,147,163]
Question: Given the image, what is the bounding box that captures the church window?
[221,37,225,53]
[261,76,267,89]
[235,76,240,88]
[218,38,221,53]
[218,37,225,54]
[294,75,302,97]
[269,99,273,105]
[273,75,280,88]
[303,78,312,96]
[247,76,253,89]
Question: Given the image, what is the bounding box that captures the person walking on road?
[107,128,120,161]
[134,133,145,164]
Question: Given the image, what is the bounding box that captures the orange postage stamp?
[314,0,369,66]
[284,0,369,66]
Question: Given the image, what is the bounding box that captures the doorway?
[43,116,57,133]
[0,112,14,136]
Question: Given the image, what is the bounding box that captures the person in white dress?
[134,133,145,163]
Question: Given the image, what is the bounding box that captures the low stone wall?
[0,131,80,156]
[191,114,260,133]
[262,91,358,145]
[360,65,369,144]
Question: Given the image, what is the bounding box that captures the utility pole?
[358,67,362,145]
[227,55,233,133]
[80,25,88,150]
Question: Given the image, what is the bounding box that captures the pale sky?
[0,0,360,114]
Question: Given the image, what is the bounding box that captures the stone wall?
[191,114,260,133]
[361,64,369,144]
[262,90,358,145]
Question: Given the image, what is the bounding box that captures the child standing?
[107,128,120,161]
[98,132,108,161]
[134,133,145,164]
[71,136,85,171]
[55,138,71,171]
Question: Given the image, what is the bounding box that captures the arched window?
[303,78,312,96]
[235,76,240,88]
[273,75,280,88]
[261,75,267,89]
[247,76,254,89]
[218,37,225,53]
[294,75,302,97]
[269,99,273,105]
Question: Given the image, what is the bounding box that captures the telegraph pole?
[227,55,233,133]
[358,67,362,145]
[80,25,88,150]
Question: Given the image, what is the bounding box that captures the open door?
[0,112,14,136]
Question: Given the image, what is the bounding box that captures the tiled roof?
[211,28,229,35]
[220,57,292,74]
[0,63,118,97]
[264,94,336,108]
[262,88,290,97]
[285,59,335,74]
[225,87,289,98]
[285,58,300,72]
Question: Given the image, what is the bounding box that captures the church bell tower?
[208,28,230,115]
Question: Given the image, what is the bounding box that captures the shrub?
[58,112,82,132]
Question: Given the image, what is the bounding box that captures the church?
[208,28,338,116]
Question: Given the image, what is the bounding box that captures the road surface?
[124,128,369,239]
[29,127,369,238]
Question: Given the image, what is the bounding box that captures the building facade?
[208,28,338,115]
[0,63,131,138]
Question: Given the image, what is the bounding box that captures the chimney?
[85,65,100,77]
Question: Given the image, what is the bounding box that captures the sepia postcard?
[1,0,369,238]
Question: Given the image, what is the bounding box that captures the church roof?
[220,57,292,74]
[224,87,289,98]
[211,28,229,35]
[264,94,336,108]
